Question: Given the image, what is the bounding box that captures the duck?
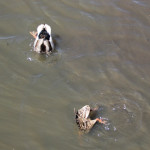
[30,24,54,54]
[75,105,106,133]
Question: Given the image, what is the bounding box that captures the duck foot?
[96,118,107,125]
[30,31,37,39]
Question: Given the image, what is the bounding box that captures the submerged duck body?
[30,24,54,54]
[75,105,106,133]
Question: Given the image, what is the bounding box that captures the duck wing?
[77,105,91,119]
[76,118,97,132]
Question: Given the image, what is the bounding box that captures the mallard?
[30,24,54,54]
[75,105,106,133]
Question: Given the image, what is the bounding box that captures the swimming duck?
[75,105,106,133]
[30,24,54,54]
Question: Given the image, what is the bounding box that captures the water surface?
[0,0,150,150]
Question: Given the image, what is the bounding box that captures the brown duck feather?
[75,105,98,133]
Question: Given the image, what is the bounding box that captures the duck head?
[32,24,54,54]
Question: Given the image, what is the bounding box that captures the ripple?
[132,0,147,7]
[80,11,94,20]
[111,3,129,13]
[31,73,44,84]
[0,36,16,40]
[87,90,143,142]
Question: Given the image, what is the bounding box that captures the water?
[0,0,150,149]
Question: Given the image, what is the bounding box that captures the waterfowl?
[30,24,54,54]
[75,105,106,133]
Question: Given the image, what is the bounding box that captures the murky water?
[0,0,150,149]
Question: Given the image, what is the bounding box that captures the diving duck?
[30,24,54,54]
[75,105,106,133]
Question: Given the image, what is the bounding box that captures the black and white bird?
[30,24,54,54]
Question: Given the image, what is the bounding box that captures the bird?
[30,24,54,54]
[75,105,106,133]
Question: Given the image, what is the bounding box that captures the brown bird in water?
[75,105,106,133]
